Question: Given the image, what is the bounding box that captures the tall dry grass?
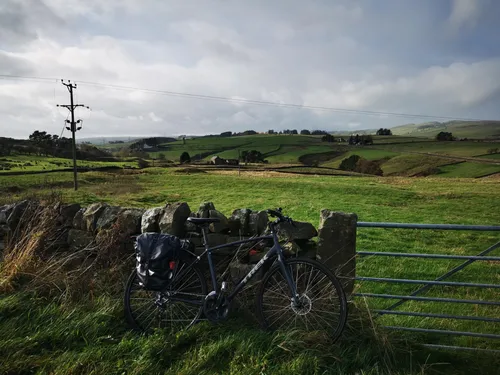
[0,197,135,303]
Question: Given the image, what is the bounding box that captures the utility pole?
[57,80,89,191]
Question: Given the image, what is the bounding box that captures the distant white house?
[143,143,153,150]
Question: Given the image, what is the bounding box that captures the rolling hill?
[390,120,500,139]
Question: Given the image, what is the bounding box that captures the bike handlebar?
[266,208,295,227]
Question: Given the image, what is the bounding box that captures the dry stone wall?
[0,200,357,293]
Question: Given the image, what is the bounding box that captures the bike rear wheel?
[124,259,207,333]
[256,257,347,341]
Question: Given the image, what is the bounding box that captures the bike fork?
[278,255,300,305]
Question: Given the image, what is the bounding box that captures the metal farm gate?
[354,221,500,353]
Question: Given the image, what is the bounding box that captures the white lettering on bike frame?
[240,248,274,285]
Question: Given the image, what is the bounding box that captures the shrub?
[300,130,311,135]
[180,152,191,164]
[355,159,383,176]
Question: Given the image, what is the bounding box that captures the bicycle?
[124,208,348,341]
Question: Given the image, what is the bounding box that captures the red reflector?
[169,261,176,270]
[249,249,258,256]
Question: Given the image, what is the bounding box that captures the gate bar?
[384,326,500,339]
[381,241,500,313]
[422,344,500,354]
[372,309,500,323]
[357,222,500,231]
[356,276,500,289]
[353,293,500,306]
[357,251,500,261]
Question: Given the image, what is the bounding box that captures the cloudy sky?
[1,0,499,139]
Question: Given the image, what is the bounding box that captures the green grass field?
[0,155,137,173]
[1,169,499,374]
[437,162,500,178]
[322,149,400,168]
[477,153,500,160]
[377,141,500,157]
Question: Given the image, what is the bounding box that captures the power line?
[0,73,486,122]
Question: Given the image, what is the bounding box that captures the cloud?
[0,0,499,139]
[447,0,485,33]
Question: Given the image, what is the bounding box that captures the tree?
[242,130,257,136]
[0,138,14,156]
[240,150,265,163]
[268,129,275,134]
[376,128,392,136]
[361,135,374,145]
[311,130,329,136]
[220,131,232,137]
[291,129,298,135]
[300,129,311,135]
[180,151,191,164]
[436,132,454,141]
[321,134,335,142]
[339,155,361,171]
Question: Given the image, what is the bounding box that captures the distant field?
[391,120,500,139]
[477,153,500,160]
[437,162,500,178]
[378,141,500,157]
[371,136,431,144]
[151,134,337,163]
[323,149,400,168]
[0,155,136,173]
[381,154,455,176]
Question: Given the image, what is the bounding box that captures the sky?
[1,0,499,139]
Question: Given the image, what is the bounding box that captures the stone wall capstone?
[159,202,191,237]
[317,210,357,294]
[141,207,164,233]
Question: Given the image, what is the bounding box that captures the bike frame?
[171,223,298,305]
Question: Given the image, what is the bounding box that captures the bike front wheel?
[256,257,347,341]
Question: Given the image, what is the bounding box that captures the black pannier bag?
[135,232,192,291]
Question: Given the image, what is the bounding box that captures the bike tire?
[124,259,207,333]
[256,257,348,341]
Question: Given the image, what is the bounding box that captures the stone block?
[248,211,268,235]
[277,221,318,241]
[208,209,229,233]
[197,202,215,218]
[119,208,145,235]
[317,210,357,294]
[83,203,109,233]
[230,209,252,234]
[141,207,164,233]
[67,229,94,251]
[159,202,191,237]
